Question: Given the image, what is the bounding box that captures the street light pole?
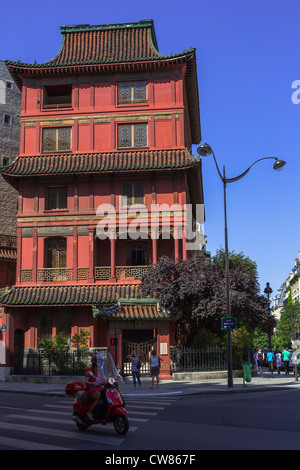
[197,142,286,388]
[264,282,273,350]
[223,165,233,387]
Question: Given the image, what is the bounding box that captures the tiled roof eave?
[6,51,194,72]
[6,53,196,95]
[0,285,180,320]
[1,150,200,185]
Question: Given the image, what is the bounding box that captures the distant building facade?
[273,251,300,320]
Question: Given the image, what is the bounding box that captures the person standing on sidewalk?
[127,351,142,389]
[275,348,282,374]
[266,350,274,374]
[257,348,264,375]
[253,348,259,373]
[282,347,291,375]
[150,350,163,389]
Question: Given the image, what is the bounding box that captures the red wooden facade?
[1,20,204,379]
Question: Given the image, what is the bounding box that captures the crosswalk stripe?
[44,404,70,409]
[0,435,70,451]
[47,403,164,412]
[29,409,70,415]
[125,404,165,410]
[127,410,157,416]
[125,400,174,406]
[0,422,124,447]
[7,414,138,432]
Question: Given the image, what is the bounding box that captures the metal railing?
[12,346,254,376]
[170,346,253,372]
[13,349,107,376]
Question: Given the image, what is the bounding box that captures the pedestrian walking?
[257,348,264,375]
[275,348,282,374]
[127,351,142,389]
[282,347,291,375]
[253,348,259,372]
[149,349,163,389]
[266,350,274,374]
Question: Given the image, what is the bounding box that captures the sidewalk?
[1,371,300,397]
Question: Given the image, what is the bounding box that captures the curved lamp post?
[197,142,286,387]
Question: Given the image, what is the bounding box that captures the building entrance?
[122,329,155,376]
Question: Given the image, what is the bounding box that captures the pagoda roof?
[0,284,179,320]
[5,20,194,72]
[1,149,200,189]
[6,20,201,143]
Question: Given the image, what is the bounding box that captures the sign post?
[221,315,237,331]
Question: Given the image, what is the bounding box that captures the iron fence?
[12,346,254,376]
[13,349,107,376]
[170,345,253,372]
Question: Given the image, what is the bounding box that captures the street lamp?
[264,282,273,349]
[197,142,286,388]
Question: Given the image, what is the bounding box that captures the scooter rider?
[85,353,105,420]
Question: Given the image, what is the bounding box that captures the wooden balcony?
[37,267,73,282]
[20,265,151,282]
[94,265,150,280]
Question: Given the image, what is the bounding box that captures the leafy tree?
[38,333,70,374]
[141,254,275,345]
[71,328,91,357]
[212,249,258,278]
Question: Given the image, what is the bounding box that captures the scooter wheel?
[73,414,90,431]
[113,415,129,435]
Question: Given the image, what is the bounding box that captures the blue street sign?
[221,316,237,330]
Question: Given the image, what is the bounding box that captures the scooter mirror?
[87,371,93,377]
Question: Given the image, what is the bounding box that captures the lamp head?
[273,158,286,171]
[197,143,212,157]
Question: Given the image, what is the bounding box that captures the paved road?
[0,391,182,451]
[1,387,300,452]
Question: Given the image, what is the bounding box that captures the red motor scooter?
[65,352,129,435]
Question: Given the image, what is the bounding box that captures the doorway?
[122,329,155,376]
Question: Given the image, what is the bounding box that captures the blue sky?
[1,0,299,301]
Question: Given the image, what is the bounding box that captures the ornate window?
[46,186,67,210]
[117,81,147,104]
[118,123,148,149]
[42,127,71,153]
[121,182,144,206]
[46,238,67,269]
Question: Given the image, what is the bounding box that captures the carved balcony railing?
[94,266,111,280]
[21,269,33,282]
[37,267,73,282]
[115,265,150,280]
[94,265,151,281]
[20,265,151,283]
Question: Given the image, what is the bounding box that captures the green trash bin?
[242,362,252,386]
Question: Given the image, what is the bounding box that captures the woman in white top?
[150,350,163,389]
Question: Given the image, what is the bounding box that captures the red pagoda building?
[0,20,204,380]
